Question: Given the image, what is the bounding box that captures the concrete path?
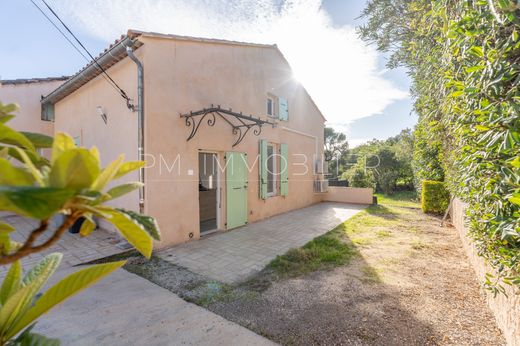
[33,268,276,346]
[0,214,124,275]
[158,202,366,283]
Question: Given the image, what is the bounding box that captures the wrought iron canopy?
[180,105,276,147]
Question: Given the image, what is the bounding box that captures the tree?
[324,127,348,177]
[360,0,520,290]
[0,102,160,344]
[340,130,415,194]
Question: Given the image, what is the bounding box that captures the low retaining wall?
[451,198,520,345]
[323,187,373,205]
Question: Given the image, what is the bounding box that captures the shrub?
[341,167,375,189]
[421,180,449,214]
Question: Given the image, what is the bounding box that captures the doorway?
[199,152,220,234]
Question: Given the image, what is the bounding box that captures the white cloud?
[54,0,408,128]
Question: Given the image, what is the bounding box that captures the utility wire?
[30,0,132,104]
[29,0,90,64]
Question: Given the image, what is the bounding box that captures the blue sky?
[0,0,416,147]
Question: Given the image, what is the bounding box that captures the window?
[266,144,277,196]
[41,102,54,121]
[267,97,275,117]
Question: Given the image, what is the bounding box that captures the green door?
[226,152,248,229]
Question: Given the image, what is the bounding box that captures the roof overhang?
[41,35,142,106]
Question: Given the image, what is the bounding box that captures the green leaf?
[0,186,74,219]
[9,261,125,339]
[509,197,520,206]
[100,208,154,258]
[0,158,35,186]
[114,161,145,179]
[20,132,54,149]
[13,148,44,186]
[0,222,14,255]
[0,261,22,305]
[79,217,96,237]
[0,123,35,153]
[49,149,101,191]
[0,221,15,233]
[91,155,124,191]
[105,182,143,201]
[22,253,62,286]
[0,254,62,335]
[116,208,161,241]
[475,125,490,131]
[0,114,15,124]
[510,157,520,168]
[12,325,60,346]
[50,133,76,164]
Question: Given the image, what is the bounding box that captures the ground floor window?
[267,143,277,196]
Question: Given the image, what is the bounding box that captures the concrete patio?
[34,268,275,346]
[158,202,366,283]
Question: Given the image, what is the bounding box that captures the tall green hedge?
[360,0,520,291]
[421,180,449,214]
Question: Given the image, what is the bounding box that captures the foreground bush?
[421,180,449,214]
[0,102,160,343]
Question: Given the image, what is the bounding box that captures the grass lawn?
[267,192,419,278]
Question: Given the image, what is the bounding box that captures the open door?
[199,153,219,234]
[226,152,248,229]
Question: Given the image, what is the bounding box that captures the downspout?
[126,46,145,214]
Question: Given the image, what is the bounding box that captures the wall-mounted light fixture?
[96,106,108,124]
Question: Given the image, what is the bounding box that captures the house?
[3,30,372,249]
[0,77,68,136]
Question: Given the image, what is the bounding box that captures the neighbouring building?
[3,30,372,249]
[0,77,68,136]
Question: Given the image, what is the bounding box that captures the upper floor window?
[267,96,276,118]
[266,93,288,121]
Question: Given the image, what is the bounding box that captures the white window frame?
[266,143,278,197]
[267,94,278,118]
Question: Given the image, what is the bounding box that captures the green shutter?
[259,139,268,199]
[226,152,248,229]
[278,97,288,121]
[280,143,289,196]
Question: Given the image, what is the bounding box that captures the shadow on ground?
[96,202,504,345]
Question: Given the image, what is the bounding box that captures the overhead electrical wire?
[29,0,132,105]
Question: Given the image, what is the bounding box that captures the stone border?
[450,198,520,345]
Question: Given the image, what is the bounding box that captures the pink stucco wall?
[53,55,140,214]
[323,187,373,204]
[51,34,327,248]
[139,35,325,247]
[0,80,64,136]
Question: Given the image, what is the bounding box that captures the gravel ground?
[120,205,505,345]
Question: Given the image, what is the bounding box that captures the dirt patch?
[122,203,505,345]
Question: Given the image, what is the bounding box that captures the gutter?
[41,36,141,106]
[125,47,145,214]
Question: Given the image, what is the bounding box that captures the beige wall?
[139,36,325,247]
[52,36,327,248]
[323,187,373,205]
[451,198,520,345]
[0,80,64,136]
[53,56,140,214]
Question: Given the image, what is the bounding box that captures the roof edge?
[0,76,70,86]
[127,30,277,49]
[41,36,142,105]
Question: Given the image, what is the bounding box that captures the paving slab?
[33,268,276,346]
[0,214,125,275]
[158,202,366,283]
